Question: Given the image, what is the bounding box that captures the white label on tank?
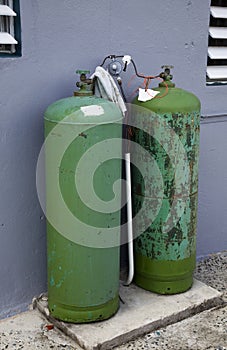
[138,88,160,102]
[80,105,104,117]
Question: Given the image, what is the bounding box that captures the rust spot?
[136,183,142,195]
[79,132,87,138]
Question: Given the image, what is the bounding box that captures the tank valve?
[159,65,174,81]
[74,70,93,96]
[159,65,175,87]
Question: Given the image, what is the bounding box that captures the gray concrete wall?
[0,0,226,317]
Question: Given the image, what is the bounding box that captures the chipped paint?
[132,86,200,294]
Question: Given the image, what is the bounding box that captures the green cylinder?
[132,78,201,294]
[44,95,123,322]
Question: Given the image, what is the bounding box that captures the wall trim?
[201,114,227,124]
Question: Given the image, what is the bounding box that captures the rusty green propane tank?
[44,70,123,322]
[132,66,201,294]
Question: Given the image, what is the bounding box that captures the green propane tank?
[132,66,201,294]
[44,70,123,322]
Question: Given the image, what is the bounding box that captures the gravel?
[115,250,227,350]
[0,251,226,350]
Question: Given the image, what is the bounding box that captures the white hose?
[124,153,134,286]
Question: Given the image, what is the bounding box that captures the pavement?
[0,251,226,350]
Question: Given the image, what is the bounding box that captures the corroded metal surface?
[132,85,201,294]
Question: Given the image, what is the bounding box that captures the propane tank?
[132,66,201,294]
[44,70,123,322]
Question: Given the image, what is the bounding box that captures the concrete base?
[35,279,223,350]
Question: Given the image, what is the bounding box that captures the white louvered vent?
[0,0,18,54]
[207,0,227,83]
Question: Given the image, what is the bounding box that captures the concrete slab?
[35,279,223,350]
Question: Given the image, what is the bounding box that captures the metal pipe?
[124,152,134,286]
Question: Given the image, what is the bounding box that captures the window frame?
[206,0,227,86]
[0,0,21,57]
